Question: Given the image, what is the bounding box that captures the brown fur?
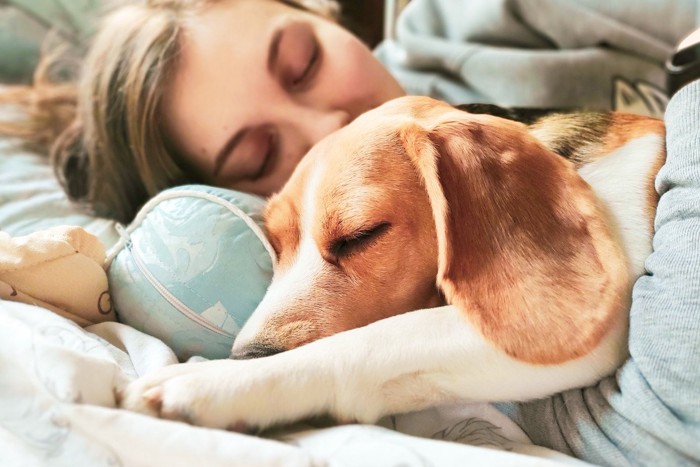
[400,107,628,364]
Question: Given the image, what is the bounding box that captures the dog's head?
[232,96,628,364]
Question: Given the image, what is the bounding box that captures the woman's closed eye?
[290,41,319,88]
[276,20,322,91]
[251,129,278,180]
[217,126,278,182]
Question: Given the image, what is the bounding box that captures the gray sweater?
[377,0,698,118]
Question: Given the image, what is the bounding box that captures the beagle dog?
[119,96,665,431]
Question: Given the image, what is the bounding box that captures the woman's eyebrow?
[214,128,249,177]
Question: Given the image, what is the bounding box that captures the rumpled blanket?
[0,299,594,466]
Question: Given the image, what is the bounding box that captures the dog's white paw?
[117,361,219,424]
[117,359,323,431]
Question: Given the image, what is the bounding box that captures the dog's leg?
[119,305,627,430]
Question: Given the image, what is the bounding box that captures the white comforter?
[0,299,595,467]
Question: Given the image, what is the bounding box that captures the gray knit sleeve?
[497,81,700,467]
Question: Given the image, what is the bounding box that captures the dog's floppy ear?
[401,111,629,364]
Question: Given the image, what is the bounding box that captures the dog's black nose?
[230,342,286,360]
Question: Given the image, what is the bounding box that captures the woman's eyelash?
[251,131,278,181]
[292,42,320,87]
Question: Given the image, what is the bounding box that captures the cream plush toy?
[0,225,116,326]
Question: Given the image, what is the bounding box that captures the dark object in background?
[666,42,700,97]
[338,0,385,48]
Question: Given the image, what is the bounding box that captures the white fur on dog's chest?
[578,133,663,277]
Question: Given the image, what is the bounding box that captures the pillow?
[107,185,275,361]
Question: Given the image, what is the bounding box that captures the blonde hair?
[1,0,339,223]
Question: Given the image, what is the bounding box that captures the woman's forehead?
[164,1,296,140]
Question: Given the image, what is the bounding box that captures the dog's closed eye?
[327,222,391,264]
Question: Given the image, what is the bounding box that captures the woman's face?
[163,0,405,196]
